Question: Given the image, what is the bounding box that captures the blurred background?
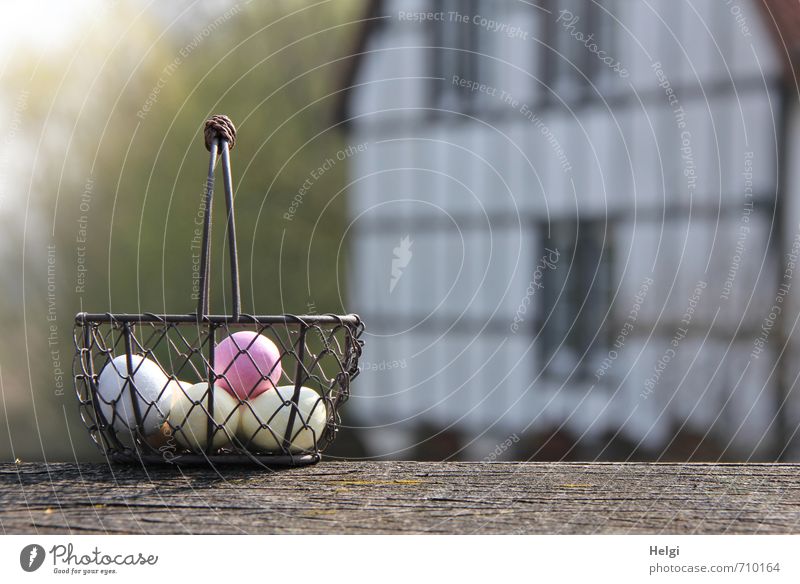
[2,0,800,463]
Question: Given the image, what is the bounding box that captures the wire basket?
[73,115,364,466]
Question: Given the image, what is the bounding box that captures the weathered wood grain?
[0,462,798,534]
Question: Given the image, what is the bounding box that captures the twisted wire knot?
[204,114,236,152]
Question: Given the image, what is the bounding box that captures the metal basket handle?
[197,115,241,320]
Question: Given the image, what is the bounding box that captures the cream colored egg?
[169,379,193,392]
[238,386,327,453]
[169,382,240,451]
[96,355,172,435]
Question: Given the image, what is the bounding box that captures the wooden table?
[1,462,798,534]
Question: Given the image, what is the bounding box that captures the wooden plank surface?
[0,462,798,534]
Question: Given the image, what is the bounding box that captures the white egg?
[169,382,241,451]
[95,354,173,435]
[238,386,327,453]
[170,379,194,393]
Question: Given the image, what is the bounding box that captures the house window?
[545,0,617,99]
[538,220,613,380]
[432,0,478,111]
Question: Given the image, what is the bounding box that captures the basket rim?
[75,312,363,327]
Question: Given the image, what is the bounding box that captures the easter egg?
[146,381,190,448]
[169,382,241,451]
[96,355,173,435]
[238,386,327,453]
[213,331,282,399]
[164,379,192,400]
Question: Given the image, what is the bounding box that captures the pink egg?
[213,331,282,399]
